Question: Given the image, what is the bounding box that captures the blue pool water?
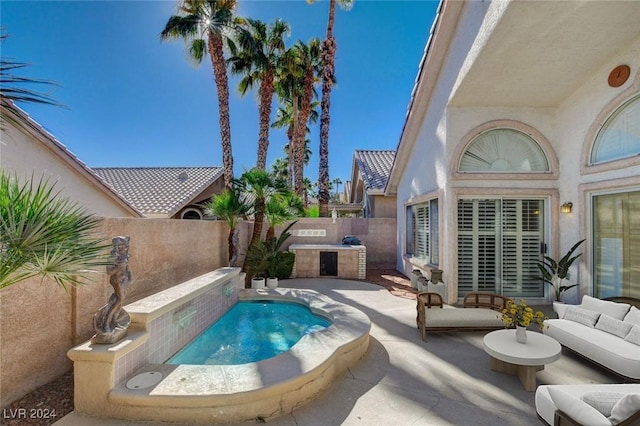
[166,301,331,365]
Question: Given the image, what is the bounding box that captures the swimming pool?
[167,300,331,365]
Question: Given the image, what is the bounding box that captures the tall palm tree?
[274,46,304,188]
[161,0,238,189]
[272,99,319,186]
[312,0,354,216]
[291,39,322,198]
[204,187,247,266]
[0,172,108,289]
[228,18,289,170]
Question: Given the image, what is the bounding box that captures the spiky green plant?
[535,239,585,302]
[0,172,108,289]
[205,187,247,266]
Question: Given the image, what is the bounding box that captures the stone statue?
[92,236,133,344]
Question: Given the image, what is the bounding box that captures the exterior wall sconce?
[561,202,573,213]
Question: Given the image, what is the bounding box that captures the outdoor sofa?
[416,291,510,341]
[543,295,640,381]
[535,383,640,425]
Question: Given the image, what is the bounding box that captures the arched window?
[591,94,640,165]
[459,129,549,173]
[181,208,203,220]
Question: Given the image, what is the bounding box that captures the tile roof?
[93,167,223,216]
[354,150,396,191]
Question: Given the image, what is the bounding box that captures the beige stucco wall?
[0,218,230,407]
[0,117,135,217]
[372,195,397,218]
[0,216,394,406]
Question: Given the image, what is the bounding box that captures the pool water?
[166,301,331,365]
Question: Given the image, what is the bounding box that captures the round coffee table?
[483,329,561,391]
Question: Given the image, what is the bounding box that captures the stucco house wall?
[393,0,640,303]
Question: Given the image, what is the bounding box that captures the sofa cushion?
[581,295,631,320]
[609,393,640,424]
[596,314,634,338]
[625,325,640,346]
[624,306,640,326]
[565,306,601,327]
[425,306,503,328]
[547,387,611,426]
[580,392,625,417]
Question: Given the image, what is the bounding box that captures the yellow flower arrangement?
[502,299,547,329]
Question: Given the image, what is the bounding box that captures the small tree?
[0,172,108,289]
[205,188,247,267]
[535,239,585,302]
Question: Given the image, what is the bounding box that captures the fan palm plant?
[204,187,247,266]
[311,0,354,216]
[264,192,304,241]
[161,0,239,189]
[0,172,108,289]
[228,18,289,170]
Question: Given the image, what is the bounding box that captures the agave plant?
[535,239,585,302]
[0,172,108,289]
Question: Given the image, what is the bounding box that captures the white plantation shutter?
[407,199,439,265]
[501,200,544,297]
[458,198,544,297]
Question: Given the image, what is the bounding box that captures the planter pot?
[266,277,278,289]
[251,277,266,289]
[515,326,527,344]
[410,270,422,289]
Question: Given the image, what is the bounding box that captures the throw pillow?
[623,306,640,326]
[580,392,625,417]
[547,387,612,426]
[609,393,640,424]
[624,325,640,346]
[581,295,631,320]
[595,314,634,338]
[564,306,601,327]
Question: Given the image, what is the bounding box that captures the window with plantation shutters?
[457,198,544,297]
[591,94,640,165]
[406,199,439,265]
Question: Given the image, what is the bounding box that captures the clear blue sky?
[2,0,438,187]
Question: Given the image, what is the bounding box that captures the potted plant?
[501,299,547,344]
[245,221,297,289]
[535,239,585,306]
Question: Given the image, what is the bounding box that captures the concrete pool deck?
[57,278,620,425]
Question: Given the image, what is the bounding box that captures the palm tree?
[312,0,354,216]
[161,0,238,189]
[228,18,289,170]
[332,177,343,201]
[274,46,304,188]
[264,192,304,241]
[272,99,319,186]
[204,187,247,266]
[235,168,289,254]
[291,39,322,198]
[0,172,108,289]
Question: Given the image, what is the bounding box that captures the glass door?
[458,198,545,297]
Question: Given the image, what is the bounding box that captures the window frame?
[590,94,640,166]
[406,198,439,266]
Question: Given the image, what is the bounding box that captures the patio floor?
[56,278,619,425]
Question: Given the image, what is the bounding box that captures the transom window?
[591,94,640,165]
[459,129,549,173]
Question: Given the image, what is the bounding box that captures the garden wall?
[0,216,396,406]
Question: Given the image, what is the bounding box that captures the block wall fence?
[0,217,396,406]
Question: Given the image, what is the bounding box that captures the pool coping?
[77,286,371,423]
